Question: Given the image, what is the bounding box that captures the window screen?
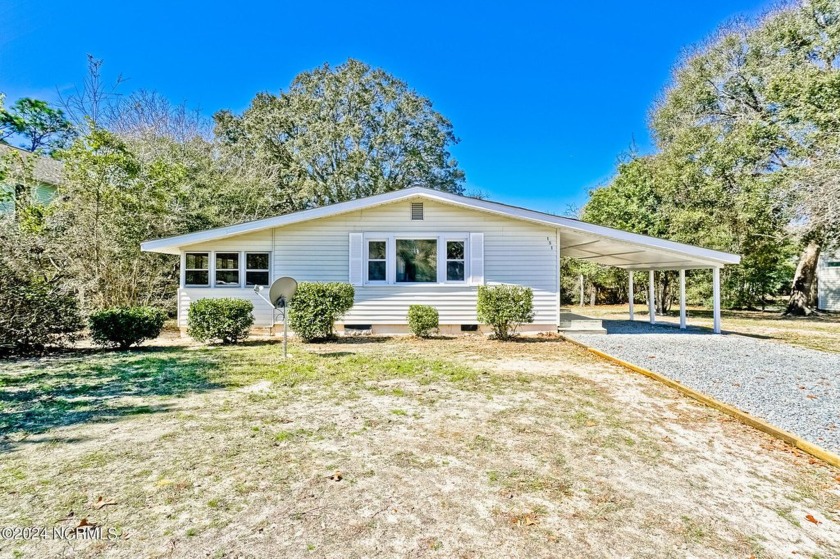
[185,253,210,286]
[368,240,387,282]
[446,240,465,281]
[215,252,240,286]
[245,253,269,286]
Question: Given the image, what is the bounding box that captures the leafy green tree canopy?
[0,97,75,153]
[650,0,840,313]
[214,59,465,211]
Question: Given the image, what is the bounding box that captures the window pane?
[447,241,464,260]
[185,270,209,285]
[368,261,386,281]
[185,253,209,270]
[216,270,240,286]
[369,240,386,260]
[446,261,465,282]
[216,253,239,270]
[246,271,269,286]
[396,239,437,282]
[246,253,269,270]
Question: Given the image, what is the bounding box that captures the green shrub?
[89,306,167,349]
[476,284,534,340]
[407,305,439,338]
[187,298,254,344]
[0,277,83,356]
[288,282,355,342]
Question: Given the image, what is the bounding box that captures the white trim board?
[141,187,740,269]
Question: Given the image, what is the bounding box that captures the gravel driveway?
[567,321,840,454]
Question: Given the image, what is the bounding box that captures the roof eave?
[140,187,741,268]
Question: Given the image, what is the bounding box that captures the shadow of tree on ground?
[0,346,226,451]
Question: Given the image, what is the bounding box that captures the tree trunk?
[785,241,821,316]
[589,284,597,307]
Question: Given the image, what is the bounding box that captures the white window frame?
[245,252,271,287]
[443,236,468,284]
[365,238,389,284]
[214,251,242,288]
[395,234,439,285]
[362,232,469,286]
[183,252,211,287]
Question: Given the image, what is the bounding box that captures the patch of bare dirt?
[1,337,839,558]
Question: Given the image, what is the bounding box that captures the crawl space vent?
[411,202,424,220]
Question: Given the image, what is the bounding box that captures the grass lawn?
[582,304,840,353]
[1,336,839,558]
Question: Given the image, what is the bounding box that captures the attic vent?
[411,202,424,220]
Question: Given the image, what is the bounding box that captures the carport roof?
[141,187,740,270]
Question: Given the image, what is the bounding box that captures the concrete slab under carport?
[557,311,606,334]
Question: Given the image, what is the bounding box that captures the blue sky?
[0,1,768,213]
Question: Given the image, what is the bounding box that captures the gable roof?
[0,144,63,186]
[141,187,740,270]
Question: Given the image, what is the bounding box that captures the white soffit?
[141,187,740,269]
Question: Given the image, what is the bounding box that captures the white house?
[818,250,840,312]
[141,187,740,334]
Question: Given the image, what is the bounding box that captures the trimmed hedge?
[187,298,254,344]
[89,306,167,349]
[288,282,355,342]
[476,284,534,340]
[407,305,439,338]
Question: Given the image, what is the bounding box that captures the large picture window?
[185,253,210,286]
[215,252,240,286]
[396,239,437,283]
[245,253,270,286]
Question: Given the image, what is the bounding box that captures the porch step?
[557,312,606,335]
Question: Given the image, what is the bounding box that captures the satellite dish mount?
[254,277,298,358]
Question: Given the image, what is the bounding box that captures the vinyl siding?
[176,231,274,326]
[177,198,560,327]
[818,252,840,312]
[0,182,57,214]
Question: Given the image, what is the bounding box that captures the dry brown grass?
[1,336,839,558]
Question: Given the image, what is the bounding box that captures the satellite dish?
[269,277,298,308]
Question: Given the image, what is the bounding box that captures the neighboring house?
[818,250,840,312]
[141,187,740,334]
[0,144,63,214]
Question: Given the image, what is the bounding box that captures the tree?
[650,1,840,314]
[0,98,75,153]
[582,149,793,310]
[214,59,465,213]
[56,126,178,309]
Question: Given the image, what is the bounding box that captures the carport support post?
[579,274,584,307]
[712,267,721,334]
[679,269,686,329]
[648,270,656,324]
[628,272,634,321]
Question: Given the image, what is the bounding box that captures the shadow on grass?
[320,336,394,345]
[0,346,225,452]
[316,351,357,358]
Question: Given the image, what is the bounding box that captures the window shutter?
[469,233,484,286]
[349,233,363,286]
